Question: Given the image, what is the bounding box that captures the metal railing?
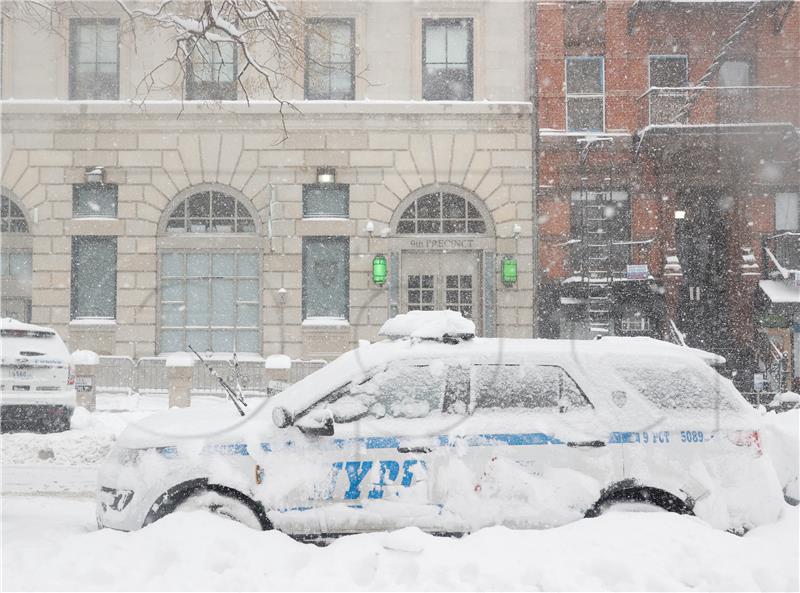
[94,355,328,397]
[642,85,799,127]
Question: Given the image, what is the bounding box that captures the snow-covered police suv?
[97,311,784,536]
[1,318,76,432]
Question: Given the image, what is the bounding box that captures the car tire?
[172,489,265,530]
[586,487,691,518]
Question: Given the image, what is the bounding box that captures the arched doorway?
[389,185,495,335]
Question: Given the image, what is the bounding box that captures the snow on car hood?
[116,400,279,449]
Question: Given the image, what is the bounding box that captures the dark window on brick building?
[566,56,604,131]
[648,55,688,124]
[564,2,605,48]
[570,190,630,272]
[422,18,473,101]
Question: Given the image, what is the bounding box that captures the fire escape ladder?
[673,0,763,123]
[580,175,614,336]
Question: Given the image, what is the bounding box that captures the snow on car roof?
[272,335,728,421]
[0,317,57,335]
[379,310,476,340]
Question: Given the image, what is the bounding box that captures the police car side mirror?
[295,409,335,437]
[272,406,292,428]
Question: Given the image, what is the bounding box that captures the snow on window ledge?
[69,318,117,327]
[301,317,350,328]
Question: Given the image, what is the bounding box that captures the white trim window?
[69,19,119,100]
[619,313,651,334]
[302,236,349,321]
[159,187,261,353]
[0,195,32,322]
[160,252,260,353]
[422,18,473,101]
[566,56,604,132]
[775,192,799,232]
[71,236,117,320]
[73,183,117,218]
[305,18,355,100]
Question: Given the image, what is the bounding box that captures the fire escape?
[577,137,615,335]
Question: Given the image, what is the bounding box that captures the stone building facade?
[0,1,535,360]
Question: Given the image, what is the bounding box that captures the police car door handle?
[397,446,432,454]
[566,440,606,448]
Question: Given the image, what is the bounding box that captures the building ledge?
[0,99,532,117]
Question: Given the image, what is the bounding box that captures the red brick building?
[533,0,799,391]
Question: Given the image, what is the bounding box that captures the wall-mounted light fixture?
[85,166,104,184]
[317,167,335,184]
[501,256,518,286]
[512,223,522,239]
[277,287,287,306]
[365,220,375,236]
[372,255,388,286]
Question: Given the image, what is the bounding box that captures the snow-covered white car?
[97,312,784,537]
[1,318,76,432]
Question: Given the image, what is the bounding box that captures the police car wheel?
[600,501,667,514]
[174,490,264,530]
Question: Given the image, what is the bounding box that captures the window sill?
[69,319,117,329]
[302,318,350,328]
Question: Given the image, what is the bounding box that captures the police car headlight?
[113,447,143,466]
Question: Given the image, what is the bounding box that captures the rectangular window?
[774,192,800,270]
[422,18,473,101]
[186,39,237,100]
[159,252,260,353]
[302,237,349,320]
[774,193,799,231]
[648,55,688,124]
[570,190,630,273]
[564,1,605,48]
[71,236,116,319]
[69,19,119,100]
[305,18,355,100]
[302,184,349,218]
[566,56,604,131]
[73,184,118,218]
[718,60,752,122]
[618,313,651,334]
[472,364,588,410]
[0,250,33,322]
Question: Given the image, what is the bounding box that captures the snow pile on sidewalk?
[2,497,797,591]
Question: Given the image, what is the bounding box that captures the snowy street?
[3,493,798,591]
[2,395,798,591]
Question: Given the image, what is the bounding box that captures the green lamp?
[502,256,518,286]
[372,254,387,286]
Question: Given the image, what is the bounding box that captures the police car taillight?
[68,365,76,386]
[727,430,762,456]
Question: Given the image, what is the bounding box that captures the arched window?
[1,195,29,233]
[159,187,261,353]
[1,195,32,322]
[165,189,255,234]
[396,191,486,234]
